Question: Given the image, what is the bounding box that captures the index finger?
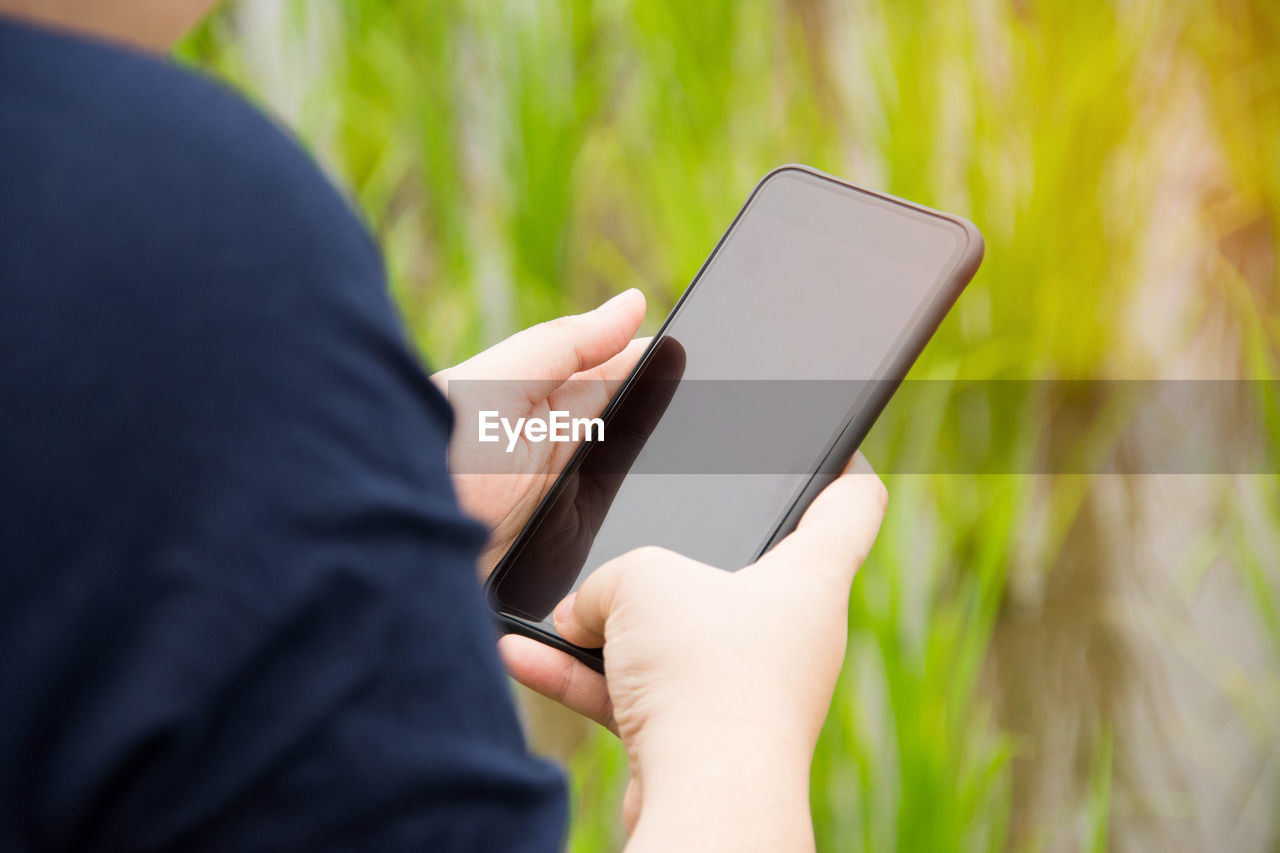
[497,635,617,733]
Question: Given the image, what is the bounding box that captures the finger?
[550,337,651,418]
[763,453,887,587]
[498,634,616,733]
[575,336,653,384]
[489,289,647,403]
[844,451,874,475]
[551,550,638,649]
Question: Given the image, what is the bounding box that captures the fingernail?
[554,592,576,624]
[598,288,640,312]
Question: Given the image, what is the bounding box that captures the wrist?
[628,720,815,852]
[634,697,819,774]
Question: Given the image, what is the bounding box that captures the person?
[0,2,888,850]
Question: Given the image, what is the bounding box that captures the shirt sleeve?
[0,33,567,852]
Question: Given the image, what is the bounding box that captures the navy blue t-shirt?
[0,17,565,852]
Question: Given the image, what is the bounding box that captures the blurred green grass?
[181,1,1280,849]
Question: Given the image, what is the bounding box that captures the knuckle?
[602,324,632,353]
[538,315,578,337]
[611,545,687,594]
[552,657,576,703]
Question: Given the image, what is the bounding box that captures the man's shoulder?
[0,16,378,284]
[0,17,435,449]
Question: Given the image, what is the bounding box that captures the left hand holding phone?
[433,289,648,579]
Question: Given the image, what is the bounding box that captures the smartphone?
[483,165,983,670]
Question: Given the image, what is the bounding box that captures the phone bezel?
[483,164,984,672]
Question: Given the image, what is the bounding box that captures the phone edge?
[758,165,986,550]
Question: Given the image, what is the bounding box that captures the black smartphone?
[483,165,983,671]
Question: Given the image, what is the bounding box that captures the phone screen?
[488,168,970,631]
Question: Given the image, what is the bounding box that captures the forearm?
[625,728,815,853]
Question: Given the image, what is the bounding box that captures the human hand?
[498,455,887,850]
[433,290,647,580]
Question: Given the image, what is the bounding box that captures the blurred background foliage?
[180,1,1279,850]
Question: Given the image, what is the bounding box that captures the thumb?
[761,453,887,589]
[551,546,682,649]
[493,289,646,402]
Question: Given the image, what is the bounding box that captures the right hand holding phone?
[499,454,887,852]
